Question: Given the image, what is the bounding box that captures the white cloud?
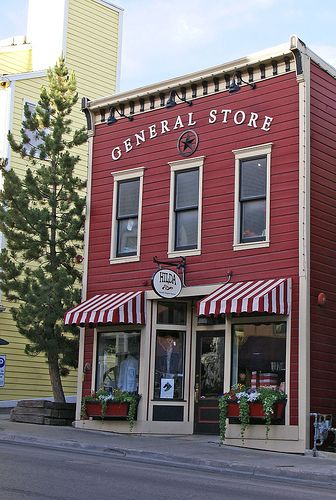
[311,44,336,68]
[119,0,279,90]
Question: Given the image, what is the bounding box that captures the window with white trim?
[233,144,272,250]
[96,330,141,393]
[168,157,204,257]
[110,168,144,263]
[231,322,287,394]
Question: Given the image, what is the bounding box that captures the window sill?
[109,255,140,264]
[233,241,270,251]
[167,249,201,258]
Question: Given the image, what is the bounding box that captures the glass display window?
[96,331,141,393]
[231,322,286,391]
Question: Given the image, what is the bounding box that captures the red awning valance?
[64,291,145,326]
[197,278,291,316]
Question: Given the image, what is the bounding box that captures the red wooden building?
[65,35,336,452]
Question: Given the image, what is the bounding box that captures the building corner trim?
[291,34,311,449]
[81,97,95,135]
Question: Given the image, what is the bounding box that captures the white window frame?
[228,314,290,426]
[110,167,144,264]
[168,156,204,258]
[233,143,272,251]
[149,300,192,404]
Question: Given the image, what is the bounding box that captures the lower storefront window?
[154,330,185,400]
[231,322,286,391]
[96,331,140,393]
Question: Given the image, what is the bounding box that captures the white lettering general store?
[111,109,274,160]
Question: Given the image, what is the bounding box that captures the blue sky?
[1,0,336,91]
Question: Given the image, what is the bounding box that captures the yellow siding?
[66,0,120,99]
[0,299,77,400]
[0,47,32,75]
[0,76,80,401]
[63,0,122,181]
[0,0,121,402]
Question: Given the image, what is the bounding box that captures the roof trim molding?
[290,34,336,79]
[0,70,46,82]
[95,0,124,12]
[87,41,291,111]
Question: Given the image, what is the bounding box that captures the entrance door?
[194,332,225,434]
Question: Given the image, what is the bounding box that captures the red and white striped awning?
[197,278,291,316]
[64,291,145,326]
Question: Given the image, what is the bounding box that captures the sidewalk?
[1,410,336,484]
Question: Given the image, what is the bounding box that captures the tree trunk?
[48,354,66,403]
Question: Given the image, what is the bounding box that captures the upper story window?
[23,101,44,156]
[168,156,204,258]
[110,168,144,264]
[175,168,198,250]
[240,157,267,243]
[117,179,139,256]
[233,144,272,251]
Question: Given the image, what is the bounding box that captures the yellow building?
[0,0,123,406]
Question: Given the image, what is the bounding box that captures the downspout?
[74,97,95,423]
[290,35,311,451]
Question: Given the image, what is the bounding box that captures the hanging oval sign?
[152,269,182,299]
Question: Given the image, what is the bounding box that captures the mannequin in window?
[117,353,139,393]
[157,334,182,377]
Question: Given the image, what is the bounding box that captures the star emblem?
[181,134,195,151]
[177,130,199,157]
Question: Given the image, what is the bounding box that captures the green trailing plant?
[258,386,285,439]
[238,394,250,442]
[82,388,141,432]
[218,385,287,443]
[218,393,229,444]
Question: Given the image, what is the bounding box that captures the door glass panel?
[199,335,225,398]
[157,302,187,325]
[154,330,185,400]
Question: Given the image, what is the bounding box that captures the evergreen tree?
[0,58,87,402]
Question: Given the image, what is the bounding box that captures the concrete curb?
[1,432,336,485]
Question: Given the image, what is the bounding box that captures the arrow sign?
[160,378,174,399]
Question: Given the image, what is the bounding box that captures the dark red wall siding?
[83,328,94,396]
[88,73,299,291]
[86,72,300,419]
[310,61,336,415]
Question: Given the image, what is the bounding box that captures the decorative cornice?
[87,41,292,114]
[84,35,336,131]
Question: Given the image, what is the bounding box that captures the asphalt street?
[1,441,336,500]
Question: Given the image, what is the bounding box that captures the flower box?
[227,401,286,420]
[82,389,141,431]
[218,386,287,442]
[85,401,129,419]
